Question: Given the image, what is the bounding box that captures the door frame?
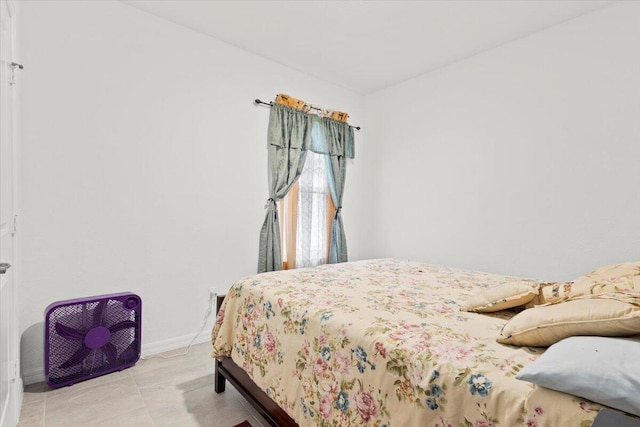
[0,0,22,425]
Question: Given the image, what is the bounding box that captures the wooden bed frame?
[214,295,297,427]
[215,357,296,427]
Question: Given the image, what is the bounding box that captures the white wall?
[18,0,640,384]
[363,2,640,281]
[18,0,365,383]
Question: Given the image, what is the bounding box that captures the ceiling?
[121,0,614,95]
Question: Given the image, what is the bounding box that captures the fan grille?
[45,293,141,387]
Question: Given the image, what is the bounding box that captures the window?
[279,151,335,269]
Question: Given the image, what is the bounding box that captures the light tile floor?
[17,342,269,427]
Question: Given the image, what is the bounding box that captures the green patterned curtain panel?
[257,103,354,273]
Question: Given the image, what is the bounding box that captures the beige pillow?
[498,293,640,347]
[460,281,539,313]
[538,261,640,305]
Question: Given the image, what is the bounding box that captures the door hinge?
[12,214,17,236]
[11,360,19,383]
[10,62,23,86]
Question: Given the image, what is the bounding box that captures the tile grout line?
[129,367,157,427]
[42,386,47,427]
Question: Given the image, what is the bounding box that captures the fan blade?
[58,346,91,369]
[92,301,107,327]
[118,340,138,364]
[108,320,137,333]
[103,342,118,365]
[54,323,85,340]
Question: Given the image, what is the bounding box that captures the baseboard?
[23,367,44,386]
[22,329,212,386]
[140,329,212,357]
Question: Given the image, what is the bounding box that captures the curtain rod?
[254,99,361,131]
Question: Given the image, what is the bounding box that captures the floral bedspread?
[211,259,600,427]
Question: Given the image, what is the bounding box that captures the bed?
[211,259,640,427]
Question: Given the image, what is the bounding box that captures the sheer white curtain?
[295,151,330,268]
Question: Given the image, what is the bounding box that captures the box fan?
[45,292,142,388]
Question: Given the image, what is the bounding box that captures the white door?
[0,0,20,426]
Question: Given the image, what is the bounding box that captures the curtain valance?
[267,103,355,159]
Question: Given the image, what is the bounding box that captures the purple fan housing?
[45,292,142,388]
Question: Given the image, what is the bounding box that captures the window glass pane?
[296,151,329,268]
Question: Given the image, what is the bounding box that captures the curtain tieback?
[264,198,278,210]
[334,206,342,219]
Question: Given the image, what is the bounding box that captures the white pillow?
[516,335,640,417]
